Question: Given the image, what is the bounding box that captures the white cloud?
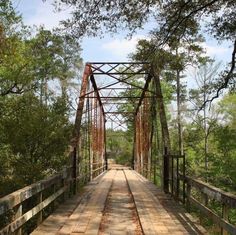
[200,42,230,58]
[101,35,147,58]
[18,0,70,30]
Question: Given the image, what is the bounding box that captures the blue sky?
[14,0,232,65]
[14,0,150,62]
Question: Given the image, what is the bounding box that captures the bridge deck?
[31,167,206,235]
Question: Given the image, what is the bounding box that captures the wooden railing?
[0,163,104,235]
[0,167,73,235]
[179,175,236,234]
[162,152,236,234]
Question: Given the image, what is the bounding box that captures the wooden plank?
[124,170,157,235]
[0,187,66,235]
[99,170,141,235]
[83,170,116,234]
[125,170,207,235]
[31,172,107,235]
[57,170,115,235]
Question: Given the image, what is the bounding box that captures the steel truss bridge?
[0,62,236,235]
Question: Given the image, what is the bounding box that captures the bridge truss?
[70,62,170,190]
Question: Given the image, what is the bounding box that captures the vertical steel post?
[69,64,90,188]
[87,84,91,182]
[153,70,171,193]
[72,147,77,194]
[104,118,108,170]
[89,91,94,181]
[164,147,169,193]
[183,153,186,204]
[132,115,136,170]
[139,107,143,174]
[99,104,102,174]
[176,154,180,200]
[171,155,174,196]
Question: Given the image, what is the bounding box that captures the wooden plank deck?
[31,167,207,235]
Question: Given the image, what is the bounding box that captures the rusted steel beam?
[70,64,91,153]
[80,70,152,98]
[112,123,127,130]
[104,119,108,170]
[99,87,141,90]
[89,63,153,93]
[89,74,105,115]
[105,112,135,114]
[84,96,152,99]
[92,72,147,75]
[135,74,153,115]
[102,102,139,105]
[89,62,149,64]
[104,72,152,92]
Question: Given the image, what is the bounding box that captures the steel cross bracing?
[80,62,152,122]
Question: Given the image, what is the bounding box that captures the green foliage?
[52,0,160,38]
[53,0,235,44]
[219,93,236,128]
[0,1,82,197]
[106,129,133,165]
[0,93,72,195]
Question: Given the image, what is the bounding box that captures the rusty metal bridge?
[0,62,236,235]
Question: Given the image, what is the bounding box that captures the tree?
[0,1,82,98]
[153,0,236,103]
[152,27,204,155]
[0,1,36,96]
[53,0,160,38]
[211,93,236,190]
[189,60,221,179]
[28,28,82,104]
[0,1,83,197]
[219,93,236,128]
[0,93,72,195]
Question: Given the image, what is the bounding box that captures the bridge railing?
[0,163,100,235]
[181,175,236,235]
[0,167,72,235]
[158,152,236,234]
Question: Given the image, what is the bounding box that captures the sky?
[14,0,233,65]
